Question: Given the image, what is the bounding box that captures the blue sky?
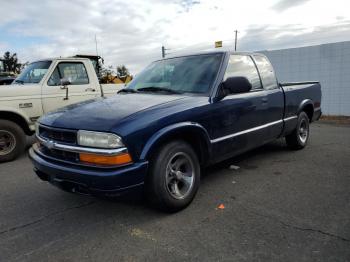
[0,0,349,73]
[0,24,48,51]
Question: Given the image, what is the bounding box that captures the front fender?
[0,107,33,134]
[139,122,212,161]
[0,106,31,124]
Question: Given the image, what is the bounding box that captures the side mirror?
[222,76,252,95]
[60,78,71,100]
[60,78,71,86]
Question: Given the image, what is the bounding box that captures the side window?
[253,55,278,90]
[47,62,89,86]
[47,67,61,86]
[224,55,262,90]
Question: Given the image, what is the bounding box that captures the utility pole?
[234,30,238,51]
[162,46,166,58]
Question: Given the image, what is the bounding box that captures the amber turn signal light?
[79,152,132,166]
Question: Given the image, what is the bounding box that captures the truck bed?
[281,81,321,119]
[280,81,322,135]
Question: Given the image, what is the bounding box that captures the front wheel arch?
[145,139,201,212]
[140,123,212,166]
[0,119,26,162]
[0,111,32,135]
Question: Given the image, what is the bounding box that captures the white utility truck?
[0,57,123,162]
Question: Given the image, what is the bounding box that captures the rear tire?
[285,112,310,150]
[0,120,26,162]
[146,140,200,212]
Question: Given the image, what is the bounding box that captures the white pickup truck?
[0,57,123,162]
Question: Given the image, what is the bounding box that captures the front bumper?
[29,147,148,197]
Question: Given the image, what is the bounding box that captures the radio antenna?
[95,34,99,56]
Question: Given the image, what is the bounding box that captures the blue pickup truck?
[30,51,321,212]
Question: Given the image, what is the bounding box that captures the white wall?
[260,41,350,116]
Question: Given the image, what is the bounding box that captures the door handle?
[241,105,256,113]
[85,88,96,92]
[261,97,268,104]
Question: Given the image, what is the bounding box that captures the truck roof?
[156,50,265,62]
[28,51,266,66]
[29,57,91,64]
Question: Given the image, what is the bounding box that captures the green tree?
[2,51,21,74]
[100,65,115,77]
[116,65,130,77]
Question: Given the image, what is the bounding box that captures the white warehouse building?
[260,41,350,116]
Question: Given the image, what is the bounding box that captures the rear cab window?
[253,55,278,90]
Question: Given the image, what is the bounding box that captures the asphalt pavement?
[0,122,349,262]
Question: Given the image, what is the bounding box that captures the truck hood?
[39,93,187,131]
[0,83,41,99]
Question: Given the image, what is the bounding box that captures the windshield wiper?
[117,88,138,94]
[14,79,24,84]
[137,86,182,94]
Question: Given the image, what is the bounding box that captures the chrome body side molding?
[211,116,297,143]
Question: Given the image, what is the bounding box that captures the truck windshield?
[14,61,52,84]
[126,54,223,94]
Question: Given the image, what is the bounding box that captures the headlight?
[77,130,124,149]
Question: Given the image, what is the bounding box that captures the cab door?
[210,55,269,160]
[41,61,98,113]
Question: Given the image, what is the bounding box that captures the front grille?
[39,145,79,163]
[38,125,78,163]
[39,125,77,144]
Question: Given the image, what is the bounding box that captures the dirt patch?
[319,115,350,125]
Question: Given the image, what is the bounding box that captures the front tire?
[285,112,310,150]
[0,120,26,162]
[146,140,200,212]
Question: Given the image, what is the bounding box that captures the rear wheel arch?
[0,111,32,135]
[298,100,314,122]
[286,111,310,150]
[140,123,211,166]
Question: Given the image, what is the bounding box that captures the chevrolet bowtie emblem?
[45,140,55,150]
